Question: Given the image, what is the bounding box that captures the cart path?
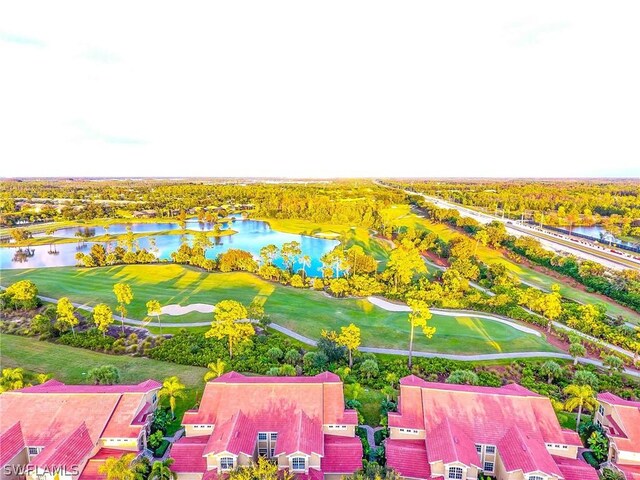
[12,290,640,378]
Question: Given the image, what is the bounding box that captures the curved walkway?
[367,296,541,336]
[19,290,640,378]
[268,323,640,378]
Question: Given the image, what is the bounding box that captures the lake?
[0,218,340,273]
[567,225,639,248]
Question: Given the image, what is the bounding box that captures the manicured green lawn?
[0,332,206,386]
[556,411,591,431]
[0,333,205,431]
[385,205,640,324]
[1,265,557,355]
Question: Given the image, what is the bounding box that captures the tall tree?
[259,244,279,266]
[146,299,163,333]
[159,376,186,419]
[563,384,597,430]
[281,241,302,273]
[93,303,114,336]
[56,297,78,335]
[322,324,361,368]
[194,231,213,254]
[386,240,427,291]
[300,255,311,280]
[205,300,253,358]
[113,283,133,334]
[407,299,436,368]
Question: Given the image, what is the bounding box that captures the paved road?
[376,180,640,271]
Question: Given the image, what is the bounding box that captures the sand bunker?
[160,303,215,316]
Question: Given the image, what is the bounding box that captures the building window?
[258,433,268,441]
[448,467,463,480]
[398,428,419,434]
[152,394,157,403]
[528,476,544,480]
[476,445,482,453]
[598,405,605,416]
[270,433,278,440]
[485,445,495,454]
[258,448,268,456]
[484,462,494,473]
[292,457,306,471]
[220,457,234,470]
[270,448,275,457]
[29,447,39,455]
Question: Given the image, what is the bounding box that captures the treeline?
[414,197,640,314]
[1,180,403,228]
[404,199,640,354]
[396,180,640,234]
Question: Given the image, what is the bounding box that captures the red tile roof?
[386,439,431,479]
[18,379,161,394]
[182,372,361,477]
[204,411,257,456]
[322,435,362,474]
[598,392,640,453]
[79,449,129,480]
[497,425,560,476]
[213,371,341,384]
[552,455,599,480]
[0,380,159,475]
[618,464,640,480]
[276,410,323,457]
[79,460,105,480]
[30,423,94,470]
[597,392,640,408]
[426,417,478,467]
[0,422,25,467]
[171,436,209,473]
[387,377,586,480]
[399,377,542,397]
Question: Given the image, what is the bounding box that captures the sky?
[1,1,639,178]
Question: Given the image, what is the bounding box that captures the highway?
[377,181,640,271]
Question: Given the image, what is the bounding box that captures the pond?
[0,218,340,273]
[566,225,639,248]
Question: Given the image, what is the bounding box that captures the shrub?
[58,329,115,352]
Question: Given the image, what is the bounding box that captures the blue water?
[0,218,339,273]
[567,226,638,247]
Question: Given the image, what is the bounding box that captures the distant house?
[173,371,362,480]
[594,392,640,480]
[0,379,161,480]
[385,376,597,480]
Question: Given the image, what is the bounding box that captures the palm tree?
[540,360,563,384]
[204,359,226,382]
[36,373,52,384]
[98,453,137,480]
[149,459,176,480]
[159,376,186,419]
[564,384,597,430]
